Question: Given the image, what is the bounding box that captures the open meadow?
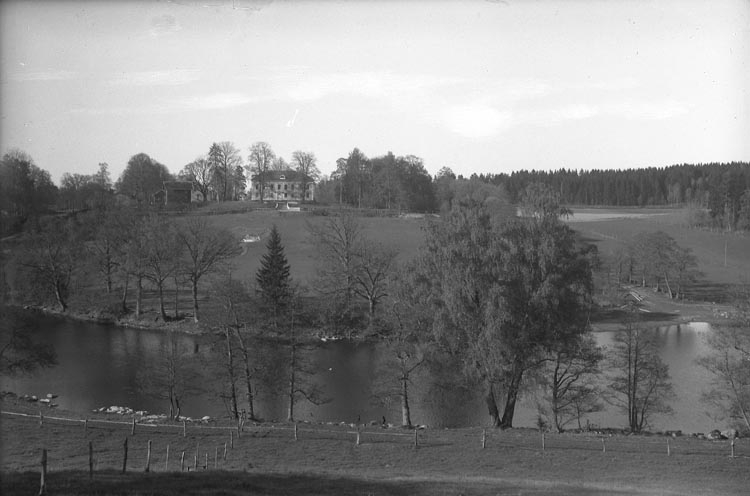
[199,209,429,287]
[566,207,750,302]
[2,398,749,496]
[190,205,750,299]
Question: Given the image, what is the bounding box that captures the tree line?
[478,162,750,231]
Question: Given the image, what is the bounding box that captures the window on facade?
[277,184,281,190]
[284,184,288,190]
[284,193,288,198]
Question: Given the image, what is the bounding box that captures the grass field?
[2,398,749,496]
[202,209,428,287]
[566,207,750,303]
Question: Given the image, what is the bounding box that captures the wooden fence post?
[131,417,136,436]
[223,442,227,461]
[667,439,671,456]
[294,423,298,441]
[39,410,44,428]
[84,418,88,435]
[88,441,93,480]
[414,428,419,449]
[165,444,170,472]
[38,448,47,496]
[542,432,546,451]
[144,440,152,472]
[183,420,187,438]
[194,443,198,471]
[731,438,735,458]
[180,451,185,472]
[204,452,208,470]
[356,426,361,446]
[482,428,486,449]
[122,438,128,474]
[230,429,234,449]
[601,437,606,453]
[214,446,218,469]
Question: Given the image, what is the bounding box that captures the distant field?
[204,210,428,288]
[205,207,749,304]
[566,207,750,302]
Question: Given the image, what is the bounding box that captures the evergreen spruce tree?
[256,225,291,323]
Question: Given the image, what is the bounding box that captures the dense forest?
[476,162,750,230]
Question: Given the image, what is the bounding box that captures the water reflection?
[1,319,718,433]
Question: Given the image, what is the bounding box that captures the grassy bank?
[2,398,749,495]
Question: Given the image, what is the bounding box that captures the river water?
[2,316,720,433]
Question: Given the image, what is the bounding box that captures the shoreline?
[10,287,735,338]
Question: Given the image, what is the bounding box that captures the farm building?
[249,170,315,202]
[162,181,194,206]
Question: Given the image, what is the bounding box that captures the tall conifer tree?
[256,225,291,321]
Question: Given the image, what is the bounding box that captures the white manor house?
[249,170,315,202]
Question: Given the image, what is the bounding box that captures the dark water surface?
[2,317,718,433]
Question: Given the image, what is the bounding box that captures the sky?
[1,0,748,184]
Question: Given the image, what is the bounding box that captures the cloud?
[281,72,464,102]
[519,100,689,127]
[110,70,200,86]
[177,92,258,110]
[442,104,512,139]
[6,70,77,82]
[150,15,181,37]
[605,100,690,120]
[70,92,258,115]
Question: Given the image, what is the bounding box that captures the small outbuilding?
[163,181,193,206]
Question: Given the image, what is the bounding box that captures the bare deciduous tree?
[136,332,203,420]
[607,304,675,432]
[307,213,363,331]
[179,156,213,202]
[209,142,243,202]
[247,142,276,202]
[178,218,241,322]
[352,242,395,327]
[143,215,183,320]
[292,151,320,202]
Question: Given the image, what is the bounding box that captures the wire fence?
[2,407,747,491]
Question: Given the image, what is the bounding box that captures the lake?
[1,316,720,433]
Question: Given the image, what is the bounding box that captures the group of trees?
[698,284,750,431]
[11,208,240,323]
[0,149,58,236]
[610,231,701,300]
[180,142,321,203]
[315,149,435,211]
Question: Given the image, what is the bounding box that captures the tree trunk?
[192,279,199,323]
[121,273,129,312]
[54,280,67,312]
[401,376,412,428]
[224,327,239,420]
[663,272,673,299]
[235,330,256,420]
[288,341,296,422]
[500,373,523,429]
[485,383,500,427]
[135,276,142,318]
[157,282,167,320]
[173,275,180,319]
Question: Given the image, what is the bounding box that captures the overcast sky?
[1,0,748,184]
